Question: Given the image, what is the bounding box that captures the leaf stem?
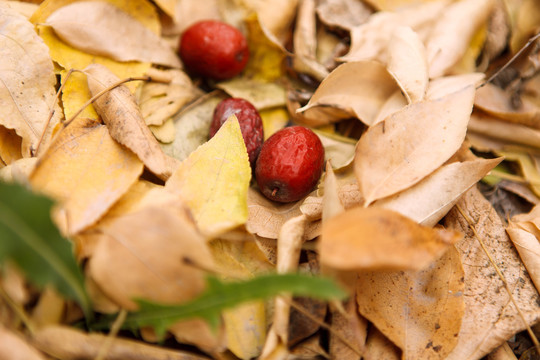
[94,309,127,360]
[0,286,36,336]
[456,204,540,355]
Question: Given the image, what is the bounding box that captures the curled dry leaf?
[356,246,465,360]
[443,187,540,359]
[46,1,181,68]
[0,126,22,166]
[0,3,61,157]
[374,157,502,226]
[355,85,476,205]
[316,0,372,30]
[468,112,540,149]
[387,26,428,103]
[297,61,399,126]
[322,161,345,221]
[475,83,540,129]
[30,117,143,235]
[315,130,356,170]
[243,0,299,44]
[426,0,494,78]
[338,0,448,63]
[87,205,212,311]
[85,63,179,180]
[139,67,195,127]
[320,207,462,271]
[166,116,251,238]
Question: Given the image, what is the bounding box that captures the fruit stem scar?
[271,188,278,197]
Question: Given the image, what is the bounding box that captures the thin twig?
[477,32,540,89]
[456,204,540,355]
[94,308,127,360]
[0,287,36,336]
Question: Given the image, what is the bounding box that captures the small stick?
[94,309,127,360]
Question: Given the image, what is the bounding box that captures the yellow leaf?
[260,107,288,140]
[61,70,98,121]
[0,126,22,166]
[30,117,144,235]
[166,116,251,238]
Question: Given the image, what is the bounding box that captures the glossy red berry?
[209,98,264,168]
[255,126,325,203]
[179,20,249,80]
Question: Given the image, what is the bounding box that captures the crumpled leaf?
[387,26,428,103]
[507,205,540,292]
[374,157,502,226]
[320,207,462,271]
[443,187,540,359]
[355,85,475,205]
[356,246,465,359]
[161,91,227,162]
[165,116,251,238]
[297,61,399,126]
[85,63,179,181]
[30,117,143,235]
[87,205,212,311]
[0,3,61,157]
[46,1,181,67]
[0,181,91,316]
[139,67,195,127]
[426,0,494,78]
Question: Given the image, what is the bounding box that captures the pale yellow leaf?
[468,112,540,149]
[322,162,345,221]
[356,246,465,359]
[30,117,143,235]
[0,126,22,166]
[153,0,176,18]
[315,130,356,170]
[426,0,494,78]
[260,107,288,140]
[85,63,179,180]
[297,61,399,126]
[506,224,540,294]
[242,0,298,44]
[444,187,540,359]
[320,207,462,271]
[0,158,38,184]
[46,1,180,68]
[316,0,372,30]
[0,3,61,157]
[355,85,475,205]
[387,26,428,103]
[372,90,408,126]
[6,1,38,18]
[149,117,176,144]
[0,326,46,360]
[426,72,485,100]
[496,149,540,197]
[374,158,502,226]
[217,79,286,110]
[166,116,251,238]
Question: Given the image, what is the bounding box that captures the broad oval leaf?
[0,181,90,316]
[355,85,476,205]
[46,1,181,68]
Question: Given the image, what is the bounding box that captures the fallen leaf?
[475,83,540,129]
[139,67,195,127]
[166,116,251,238]
[508,0,540,53]
[297,61,399,126]
[328,298,367,359]
[322,162,345,221]
[387,26,428,103]
[153,0,176,19]
[85,63,179,180]
[316,0,372,30]
[320,207,462,271]
[216,78,286,110]
[372,90,408,125]
[363,326,401,360]
[0,326,46,360]
[426,0,494,78]
[149,118,176,144]
[373,157,502,226]
[162,91,227,162]
[426,72,485,100]
[30,117,143,235]
[260,107,289,140]
[496,149,540,197]
[0,3,61,157]
[468,112,540,149]
[46,1,180,68]
[0,126,22,166]
[315,130,356,170]
[443,187,540,359]
[356,246,465,359]
[5,1,39,19]
[162,0,221,35]
[355,85,475,205]
[0,158,38,184]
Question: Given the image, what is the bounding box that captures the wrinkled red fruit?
[179,20,249,80]
[255,126,325,203]
[209,98,264,168]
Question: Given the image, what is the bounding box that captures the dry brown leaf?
[316,0,372,30]
[297,61,399,126]
[87,205,212,311]
[32,325,208,360]
[246,188,321,240]
[315,130,356,170]
[475,83,540,129]
[443,187,540,359]
[426,0,494,78]
[387,26,428,103]
[426,73,485,100]
[139,67,195,127]
[0,3,61,157]
[0,325,46,360]
[0,157,38,184]
[242,0,298,44]
[30,117,143,235]
[328,298,367,360]
[85,63,179,180]
[0,125,22,166]
[356,246,465,359]
[322,161,345,221]
[374,157,502,226]
[468,112,540,149]
[355,85,475,205]
[363,326,401,360]
[487,343,519,360]
[46,1,181,68]
[372,90,408,125]
[338,0,448,63]
[320,207,462,271]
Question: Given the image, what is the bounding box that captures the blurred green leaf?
[0,181,91,317]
